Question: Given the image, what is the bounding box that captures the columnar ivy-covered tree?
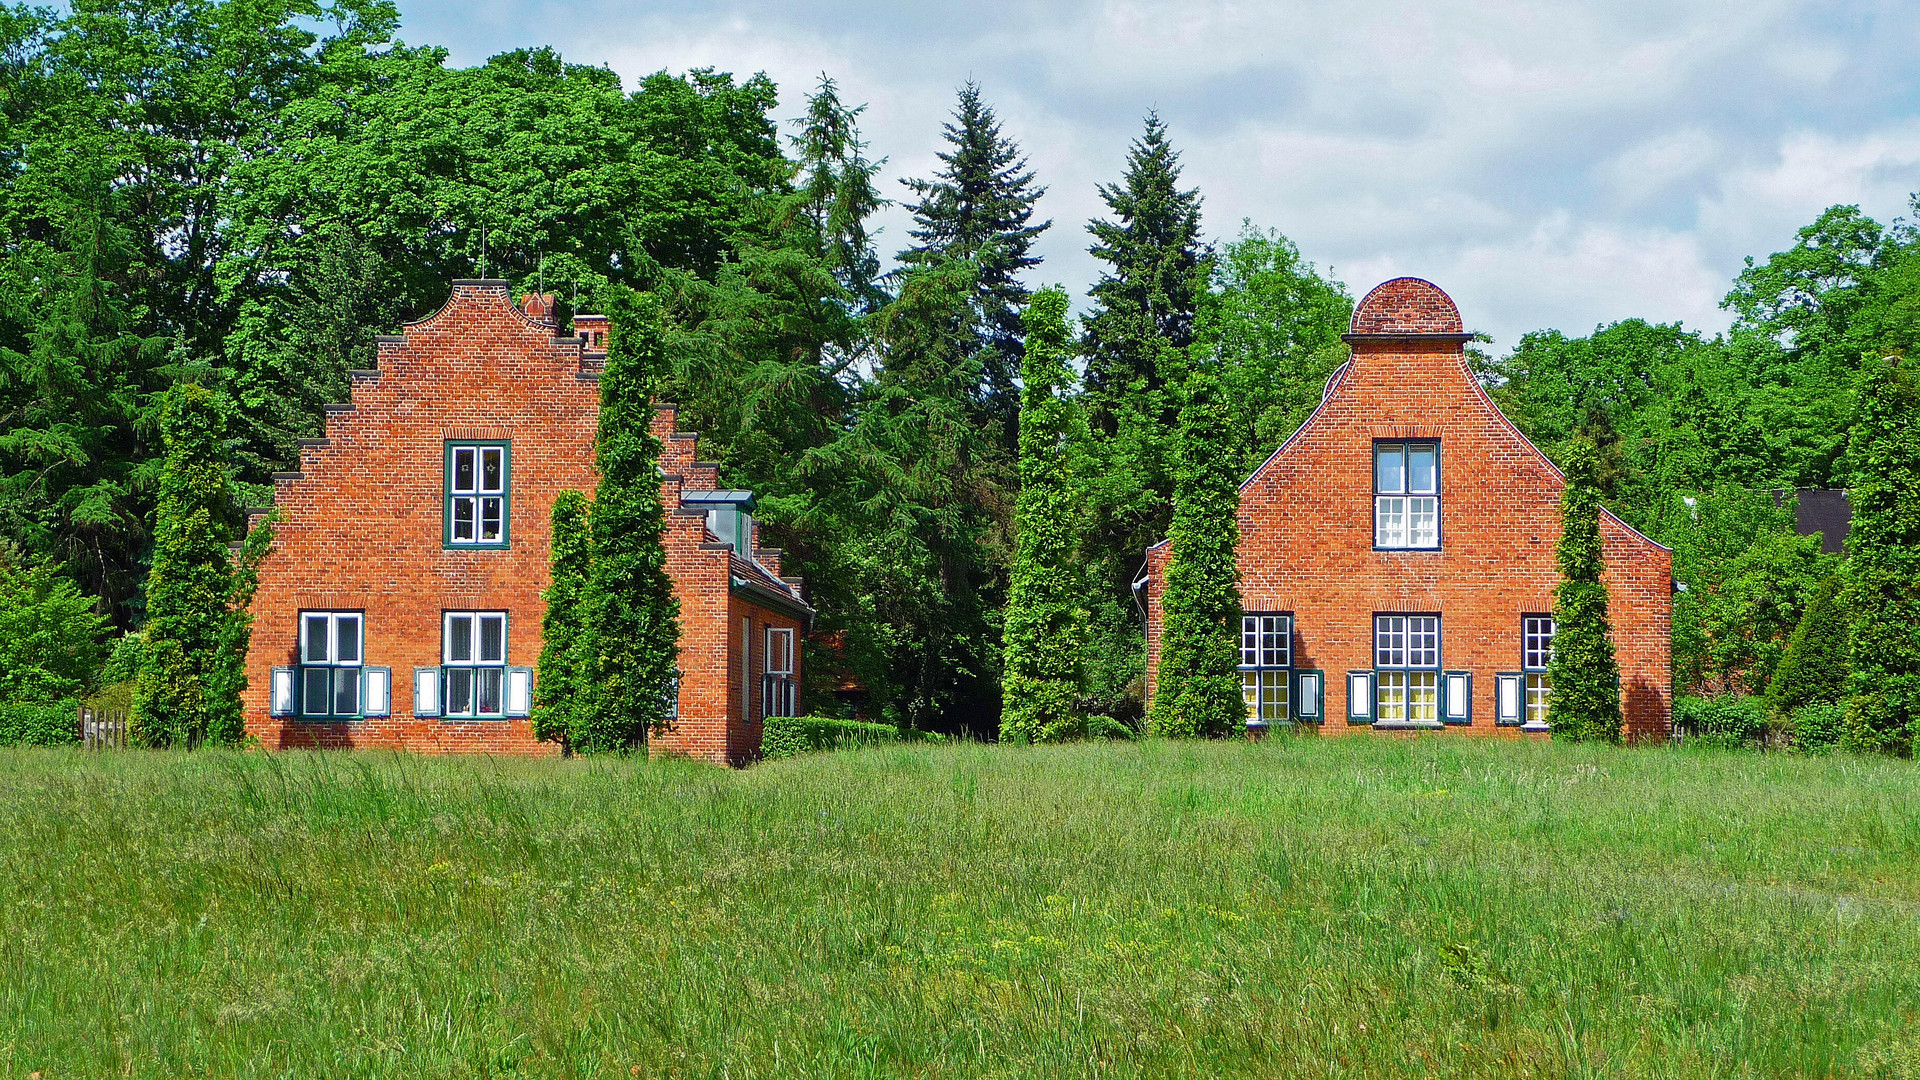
[573,290,680,753]
[1548,440,1623,743]
[898,81,1048,448]
[532,489,591,746]
[1841,355,1920,755]
[131,383,238,747]
[1768,574,1850,716]
[1147,365,1243,738]
[1000,287,1086,743]
[204,513,274,746]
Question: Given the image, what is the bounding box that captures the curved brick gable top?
[1347,277,1466,337]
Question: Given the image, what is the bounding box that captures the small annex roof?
[681,489,755,507]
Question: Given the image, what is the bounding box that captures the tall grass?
[2,737,1918,1078]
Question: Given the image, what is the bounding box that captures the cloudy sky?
[401,0,1920,351]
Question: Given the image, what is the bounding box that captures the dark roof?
[1777,488,1850,555]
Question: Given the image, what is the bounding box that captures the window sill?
[1372,721,1446,731]
[1520,721,1551,733]
[439,716,511,724]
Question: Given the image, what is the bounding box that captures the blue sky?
[399,0,1920,351]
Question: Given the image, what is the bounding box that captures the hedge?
[1789,702,1847,755]
[761,716,945,761]
[1673,694,1769,749]
[0,699,79,746]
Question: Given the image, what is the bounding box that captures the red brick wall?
[1145,278,1673,740]
[242,281,803,763]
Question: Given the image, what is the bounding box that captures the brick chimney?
[520,291,556,322]
[574,313,609,358]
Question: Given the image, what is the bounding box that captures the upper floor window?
[1239,613,1292,725]
[1374,441,1438,549]
[444,611,508,718]
[1375,614,1440,724]
[446,442,509,548]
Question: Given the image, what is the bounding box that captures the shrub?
[0,546,106,704]
[1789,702,1847,755]
[1768,574,1849,714]
[1840,355,1920,755]
[0,699,79,746]
[1673,694,1768,749]
[761,716,946,761]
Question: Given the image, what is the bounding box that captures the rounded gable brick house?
[1143,278,1673,739]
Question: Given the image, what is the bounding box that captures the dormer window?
[1374,441,1439,549]
[681,489,756,557]
[446,441,510,548]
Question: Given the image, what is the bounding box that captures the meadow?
[2,736,1917,1079]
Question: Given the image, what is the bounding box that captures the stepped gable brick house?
[1143,278,1673,739]
[241,279,812,764]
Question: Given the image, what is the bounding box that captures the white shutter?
[1496,673,1522,724]
[270,667,295,717]
[1296,672,1322,720]
[363,667,392,718]
[1347,671,1373,723]
[414,667,441,718]
[505,667,533,718]
[1445,672,1470,722]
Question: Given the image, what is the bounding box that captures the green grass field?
[3,737,1918,1079]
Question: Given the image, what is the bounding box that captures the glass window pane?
[1376,496,1405,547]
[1241,672,1260,718]
[1262,670,1290,721]
[304,614,330,662]
[1377,671,1406,722]
[453,447,476,494]
[335,616,361,665]
[334,667,360,715]
[479,615,504,663]
[447,615,473,663]
[1375,617,1404,668]
[480,498,502,542]
[453,498,476,542]
[478,668,504,715]
[1261,616,1290,667]
[1407,444,1437,494]
[1409,617,1439,668]
[303,668,330,715]
[481,448,503,493]
[1409,497,1438,547]
[1409,672,1438,723]
[1374,444,1404,494]
[446,667,473,715]
[1241,617,1259,667]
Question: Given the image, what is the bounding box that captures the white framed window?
[446,442,509,547]
[763,626,798,719]
[443,611,508,718]
[298,611,364,718]
[1375,614,1440,725]
[1522,614,1555,729]
[1239,613,1292,725]
[1374,441,1439,549]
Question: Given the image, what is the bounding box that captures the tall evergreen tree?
[1147,366,1243,738]
[131,383,241,747]
[1547,441,1623,743]
[1840,355,1920,755]
[898,82,1048,447]
[573,290,681,753]
[532,489,590,746]
[790,75,887,315]
[1000,287,1086,743]
[1768,573,1850,715]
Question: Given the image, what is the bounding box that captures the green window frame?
[444,441,511,549]
[443,610,509,719]
[298,610,364,719]
[1239,613,1293,727]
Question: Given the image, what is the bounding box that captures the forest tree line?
[0,0,1915,746]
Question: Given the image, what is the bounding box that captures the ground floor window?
[1523,614,1554,728]
[1375,614,1440,724]
[1239,613,1292,724]
[444,611,507,718]
[299,611,363,718]
[763,626,797,719]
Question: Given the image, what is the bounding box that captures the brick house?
[241,279,812,764]
[1143,278,1673,739]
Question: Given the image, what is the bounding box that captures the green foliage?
[1667,491,1832,696]
[1000,288,1087,743]
[532,490,590,746]
[1768,574,1850,714]
[759,714,945,760]
[0,546,106,704]
[131,384,244,748]
[205,512,274,747]
[1147,367,1243,738]
[0,699,77,746]
[1548,441,1622,743]
[1789,702,1847,755]
[1673,694,1769,750]
[789,75,887,315]
[573,291,680,753]
[1841,356,1920,756]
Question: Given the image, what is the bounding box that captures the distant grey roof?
[680,489,754,507]
[1793,488,1851,556]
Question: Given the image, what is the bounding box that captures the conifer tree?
[532,489,590,746]
[1768,573,1849,715]
[1000,287,1086,743]
[1840,355,1920,755]
[898,82,1048,447]
[1548,440,1623,743]
[791,75,888,315]
[573,290,680,752]
[1147,365,1243,738]
[131,383,240,747]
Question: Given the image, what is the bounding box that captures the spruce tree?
[898,82,1049,447]
[532,489,590,746]
[573,290,680,753]
[791,75,888,315]
[131,383,240,747]
[1000,287,1086,743]
[1840,355,1920,755]
[1768,573,1849,715]
[1147,365,1243,738]
[1547,440,1623,743]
